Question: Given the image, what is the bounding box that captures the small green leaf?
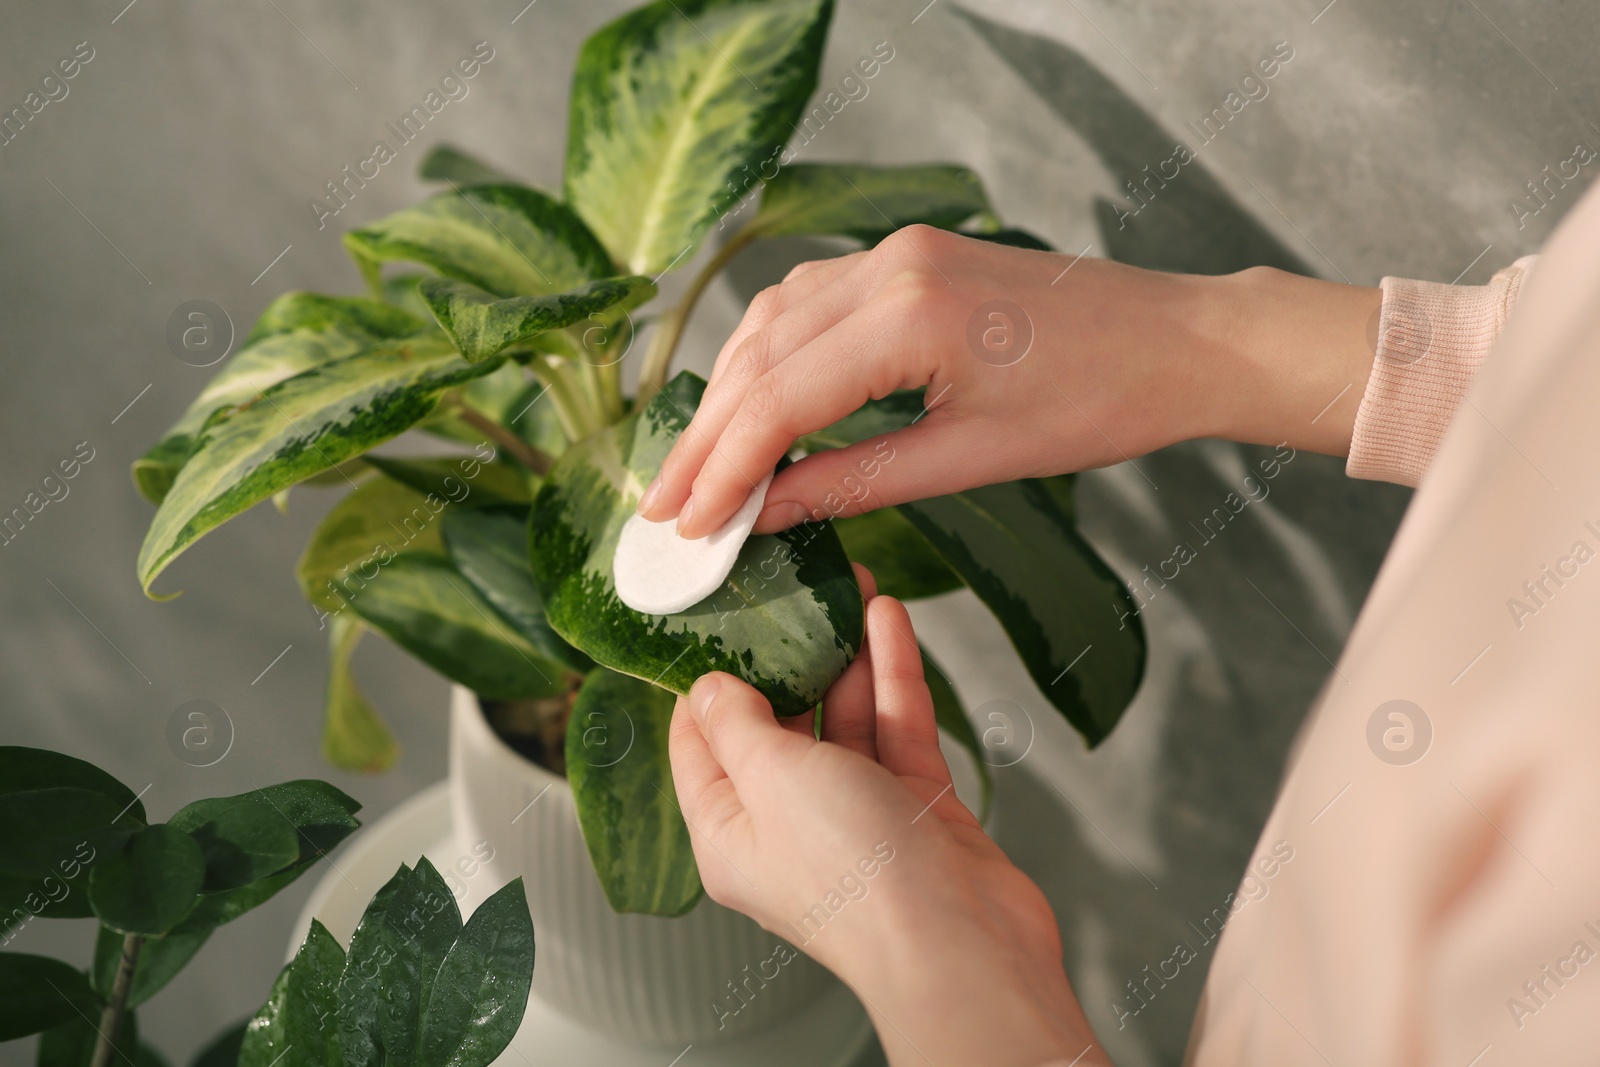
[365,453,535,506]
[529,371,864,714]
[565,0,834,273]
[0,953,96,1040]
[419,144,519,187]
[920,647,991,817]
[240,920,344,1067]
[169,781,360,937]
[338,861,464,1067]
[0,747,145,821]
[0,871,94,924]
[834,507,962,600]
[88,825,205,936]
[321,615,399,774]
[566,670,702,916]
[92,924,210,1008]
[37,1008,167,1067]
[349,552,573,701]
[168,793,302,890]
[421,274,656,363]
[418,878,536,1067]
[751,163,992,241]
[344,185,613,299]
[442,505,592,673]
[0,787,134,879]
[296,475,448,616]
[899,480,1144,745]
[138,336,503,597]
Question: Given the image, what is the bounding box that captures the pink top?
[1179,183,1600,1064]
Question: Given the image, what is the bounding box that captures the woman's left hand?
[668,566,1107,1067]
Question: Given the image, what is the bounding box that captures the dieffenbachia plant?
[133,0,1145,917]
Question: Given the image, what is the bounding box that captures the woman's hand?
[669,566,1108,1067]
[639,224,1379,538]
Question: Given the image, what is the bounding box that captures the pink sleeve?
[1346,256,1537,486]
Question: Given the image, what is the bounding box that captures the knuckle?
[748,284,785,323]
[740,373,786,429]
[879,223,944,261]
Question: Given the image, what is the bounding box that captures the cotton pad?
[613,472,775,615]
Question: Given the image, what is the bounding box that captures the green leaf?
[565,0,834,274]
[365,453,535,506]
[503,380,565,454]
[297,475,448,615]
[0,787,135,879]
[132,294,427,505]
[417,878,536,1067]
[0,953,96,1040]
[321,615,399,773]
[441,505,592,673]
[530,370,864,715]
[898,480,1144,745]
[834,507,962,600]
[419,144,518,187]
[0,747,145,822]
[920,647,991,817]
[37,1008,167,1067]
[751,163,992,241]
[169,781,360,937]
[240,920,344,1067]
[566,669,702,916]
[88,825,205,936]
[420,274,656,364]
[0,871,94,925]
[138,335,502,597]
[338,861,464,1067]
[348,552,574,701]
[344,185,613,299]
[191,1021,249,1067]
[796,389,927,451]
[167,793,302,890]
[91,924,210,1008]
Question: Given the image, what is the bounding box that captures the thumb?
[685,672,809,790]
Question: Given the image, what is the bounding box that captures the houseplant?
[131,0,1144,1040]
[0,744,536,1067]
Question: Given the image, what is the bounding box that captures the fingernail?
[756,501,811,532]
[690,675,722,722]
[638,476,662,515]
[676,497,697,537]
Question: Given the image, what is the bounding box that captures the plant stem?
[530,357,601,443]
[90,932,143,1067]
[455,404,553,475]
[636,227,757,403]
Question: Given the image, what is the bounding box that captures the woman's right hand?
[637,224,1380,539]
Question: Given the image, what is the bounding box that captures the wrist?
[1187,265,1380,455]
[821,876,1104,1067]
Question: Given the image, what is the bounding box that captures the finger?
[646,270,874,531]
[851,561,879,601]
[777,707,816,737]
[750,413,1033,533]
[819,634,876,760]
[686,671,808,793]
[865,597,955,790]
[706,252,866,389]
[679,306,935,538]
[668,694,740,833]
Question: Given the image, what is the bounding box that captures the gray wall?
[1,1,1594,1064]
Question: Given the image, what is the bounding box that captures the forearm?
[1169,265,1381,457]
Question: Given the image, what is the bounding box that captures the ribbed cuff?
[1346,256,1536,487]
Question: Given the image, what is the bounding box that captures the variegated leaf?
[420,274,655,363]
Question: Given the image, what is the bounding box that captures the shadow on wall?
[956,6,1309,277]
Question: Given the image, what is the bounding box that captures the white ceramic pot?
[447,685,833,1046]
